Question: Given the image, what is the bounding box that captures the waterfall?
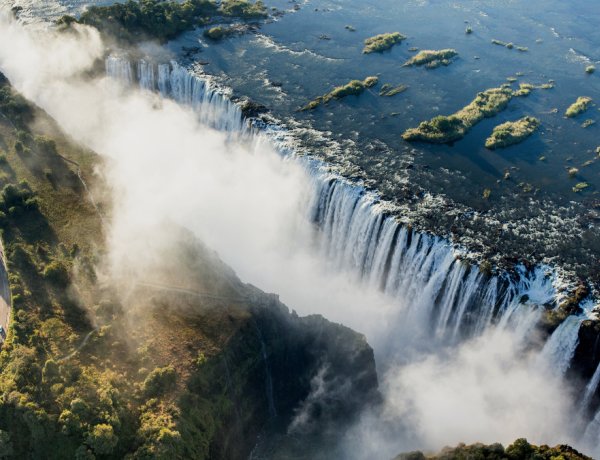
[582,361,600,412]
[107,56,246,133]
[537,314,583,375]
[255,324,277,418]
[104,53,596,398]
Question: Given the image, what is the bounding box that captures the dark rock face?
[180,285,379,460]
[569,319,600,415]
[237,98,268,118]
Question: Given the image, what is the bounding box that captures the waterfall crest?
[105,55,600,431]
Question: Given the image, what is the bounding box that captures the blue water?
[168,0,600,209]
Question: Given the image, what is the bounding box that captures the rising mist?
[0,13,592,458]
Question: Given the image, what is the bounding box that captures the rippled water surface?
[9,0,600,273]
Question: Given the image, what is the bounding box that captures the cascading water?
[105,55,600,443]
[107,56,245,133]
[538,314,584,376]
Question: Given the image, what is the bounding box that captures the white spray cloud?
[0,14,594,458]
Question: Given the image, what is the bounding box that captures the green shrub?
[87,423,118,455]
[220,0,267,17]
[143,366,177,397]
[204,26,226,40]
[42,359,60,385]
[505,438,533,459]
[43,260,70,288]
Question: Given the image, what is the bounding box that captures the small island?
[204,26,231,40]
[363,32,406,54]
[514,83,534,97]
[403,49,458,69]
[379,83,408,97]
[491,39,527,51]
[484,116,540,150]
[565,96,593,118]
[301,76,379,110]
[573,182,590,193]
[402,86,514,143]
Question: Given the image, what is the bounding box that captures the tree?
[143,366,177,397]
[87,424,118,456]
[0,430,14,458]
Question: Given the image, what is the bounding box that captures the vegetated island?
[565,96,593,118]
[57,0,267,43]
[379,83,408,97]
[491,39,528,51]
[394,438,592,460]
[402,86,514,144]
[403,49,458,69]
[203,24,244,40]
[485,116,540,150]
[301,76,378,110]
[514,83,534,97]
[573,182,590,193]
[363,32,406,54]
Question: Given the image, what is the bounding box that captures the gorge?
[0,2,599,459]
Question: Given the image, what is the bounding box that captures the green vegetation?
[363,32,406,54]
[0,77,380,460]
[492,39,527,51]
[301,76,379,110]
[403,49,458,69]
[402,86,514,143]
[0,84,33,128]
[0,76,249,459]
[58,0,267,43]
[379,83,408,97]
[485,116,540,150]
[220,0,266,17]
[465,26,473,34]
[573,182,590,193]
[565,96,593,118]
[581,119,595,128]
[492,39,512,48]
[143,366,177,397]
[395,438,592,460]
[514,83,534,97]
[203,25,230,40]
[586,65,596,74]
